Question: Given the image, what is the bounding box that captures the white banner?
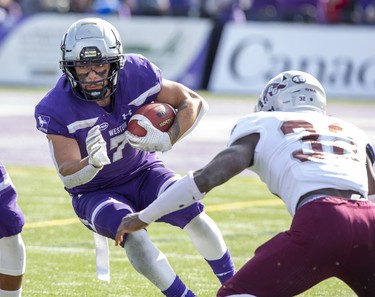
[0,14,212,89]
[209,22,375,99]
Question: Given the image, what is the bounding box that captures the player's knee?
[184,212,221,237]
[0,234,26,276]
[124,229,150,251]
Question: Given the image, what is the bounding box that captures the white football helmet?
[60,17,125,101]
[254,70,327,113]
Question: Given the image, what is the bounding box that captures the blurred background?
[0,3,374,296]
[1,0,375,99]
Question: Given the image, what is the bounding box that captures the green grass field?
[6,165,356,297]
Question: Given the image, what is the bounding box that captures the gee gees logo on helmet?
[256,83,287,111]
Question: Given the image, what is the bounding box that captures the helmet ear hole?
[60,17,125,101]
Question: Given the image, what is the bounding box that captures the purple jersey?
[0,161,24,238]
[34,54,204,240]
[34,54,165,195]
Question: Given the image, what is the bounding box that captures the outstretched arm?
[193,133,259,193]
[115,133,259,245]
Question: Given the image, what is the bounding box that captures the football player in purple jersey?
[34,17,235,296]
[0,161,26,297]
[115,70,375,297]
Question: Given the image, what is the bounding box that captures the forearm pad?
[48,139,101,189]
[139,171,205,224]
[59,164,101,189]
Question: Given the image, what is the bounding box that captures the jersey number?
[110,134,127,162]
[280,120,358,162]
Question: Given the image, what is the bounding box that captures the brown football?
[127,102,176,137]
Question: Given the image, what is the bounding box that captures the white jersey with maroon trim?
[228,111,371,216]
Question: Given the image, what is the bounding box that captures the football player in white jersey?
[115,70,375,297]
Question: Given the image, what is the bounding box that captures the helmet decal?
[265,83,287,98]
[292,75,306,84]
[80,47,102,59]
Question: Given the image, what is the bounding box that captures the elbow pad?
[49,139,101,189]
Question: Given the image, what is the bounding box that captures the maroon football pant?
[217,196,375,297]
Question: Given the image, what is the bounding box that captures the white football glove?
[125,115,172,152]
[86,125,111,168]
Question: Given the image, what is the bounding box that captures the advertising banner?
[0,14,212,89]
[209,22,375,99]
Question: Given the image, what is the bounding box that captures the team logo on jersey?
[122,110,133,121]
[99,122,109,131]
[37,115,50,133]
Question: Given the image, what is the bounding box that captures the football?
[127,102,176,137]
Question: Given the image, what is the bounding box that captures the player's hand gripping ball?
[126,102,176,152]
[127,103,176,137]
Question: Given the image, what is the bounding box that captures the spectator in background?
[17,0,42,15]
[169,0,195,17]
[92,0,119,14]
[277,0,318,23]
[70,0,132,17]
[0,0,22,26]
[20,0,70,13]
[69,0,93,13]
[246,0,279,21]
[131,0,170,16]
[39,0,70,13]
[0,0,22,43]
[316,0,358,23]
[355,0,375,24]
[202,0,248,23]
[118,0,132,17]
